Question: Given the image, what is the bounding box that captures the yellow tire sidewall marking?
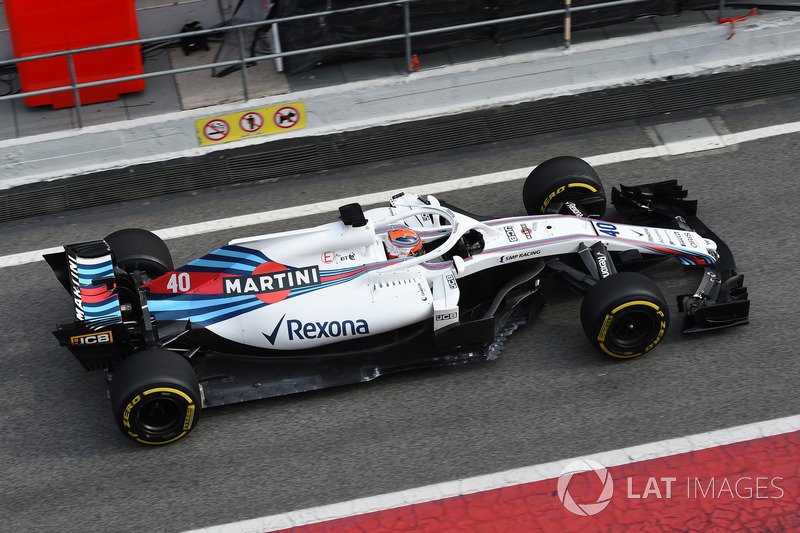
[540,182,599,213]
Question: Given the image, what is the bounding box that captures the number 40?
[166,272,191,293]
[596,222,620,238]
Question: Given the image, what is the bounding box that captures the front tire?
[523,156,606,217]
[580,272,669,358]
[110,350,201,445]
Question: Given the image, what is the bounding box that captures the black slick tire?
[110,350,201,445]
[104,228,173,279]
[523,156,606,217]
[580,272,669,358]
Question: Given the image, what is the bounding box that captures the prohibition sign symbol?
[240,112,264,133]
[274,106,300,129]
[203,119,230,142]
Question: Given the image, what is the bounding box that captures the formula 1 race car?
[45,156,749,445]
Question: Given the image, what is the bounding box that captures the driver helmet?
[385,227,423,259]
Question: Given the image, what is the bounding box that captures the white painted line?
[183,413,800,533]
[152,168,530,241]
[2,119,799,270]
[4,246,64,268]
[664,135,725,156]
[721,120,800,144]
[12,170,532,269]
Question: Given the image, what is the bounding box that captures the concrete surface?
[169,41,291,109]
[0,9,798,191]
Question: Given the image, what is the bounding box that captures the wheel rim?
[609,310,657,350]
[136,396,184,434]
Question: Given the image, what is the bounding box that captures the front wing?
[611,180,750,332]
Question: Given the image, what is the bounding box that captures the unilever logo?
[557,459,614,516]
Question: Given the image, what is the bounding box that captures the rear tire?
[110,350,201,445]
[580,272,669,358]
[523,156,606,217]
[104,228,173,279]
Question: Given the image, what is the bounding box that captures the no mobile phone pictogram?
[203,119,230,141]
[274,106,301,129]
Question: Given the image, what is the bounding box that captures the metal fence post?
[66,54,84,128]
[237,26,250,101]
[403,0,412,74]
[718,0,726,21]
[565,0,572,47]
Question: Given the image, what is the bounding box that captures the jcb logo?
[70,331,113,345]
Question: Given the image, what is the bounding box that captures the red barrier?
[5,0,145,108]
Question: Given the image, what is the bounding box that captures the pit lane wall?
[1,11,800,192]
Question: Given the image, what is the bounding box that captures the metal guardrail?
[0,0,682,129]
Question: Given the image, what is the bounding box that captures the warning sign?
[274,106,300,129]
[240,112,264,133]
[202,119,230,143]
[196,102,306,146]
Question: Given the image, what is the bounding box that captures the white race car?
[46,156,749,444]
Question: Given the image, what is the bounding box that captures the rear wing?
[44,241,123,329]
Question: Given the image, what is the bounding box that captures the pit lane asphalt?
[1,94,798,533]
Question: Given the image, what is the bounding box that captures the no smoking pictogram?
[203,119,230,142]
[274,106,300,129]
[240,112,264,133]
